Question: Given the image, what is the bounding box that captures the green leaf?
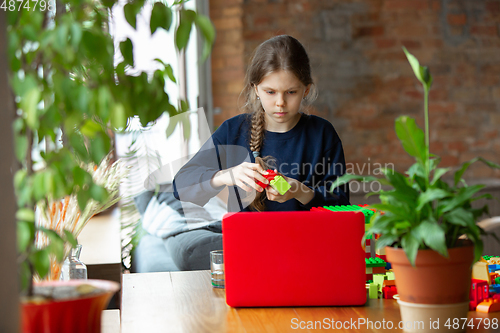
[14,129,28,162]
[440,184,485,214]
[444,208,474,227]
[166,116,179,138]
[77,188,91,212]
[382,168,419,203]
[63,230,78,248]
[373,233,398,250]
[407,162,425,179]
[195,14,216,61]
[329,174,379,192]
[69,133,90,162]
[70,23,82,49]
[20,261,30,292]
[431,167,449,185]
[16,208,35,223]
[31,248,51,279]
[124,3,137,30]
[414,220,447,256]
[369,203,409,219]
[14,170,27,192]
[101,0,118,8]
[41,228,66,262]
[164,63,176,83]
[17,221,32,253]
[73,166,89,186]
[403,46,423,81]
[403,46,433,90]
[120,38,134,67]
[454,157,500,186]
[33,172,46,202]
[150,2,172,35]
[21,88,41,130]
[181,112,191,140]
[401,233,420,266]
[80,119,102,138]
[111,103,128,130]
[395,116,426,164]
[175,9,196,51]
[89,133,110,164]
[416,188,450,210]
[90,184,109,203]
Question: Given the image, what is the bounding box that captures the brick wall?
[210,0,500,181]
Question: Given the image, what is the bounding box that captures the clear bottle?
[60,244,88,280]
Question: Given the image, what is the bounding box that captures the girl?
[173,35,350,212]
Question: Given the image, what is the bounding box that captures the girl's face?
[254,70,311,133]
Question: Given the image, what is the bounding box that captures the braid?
[249,107,266,154]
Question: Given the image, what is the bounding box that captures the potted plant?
[331,48,500,332]
[7,0,214,331]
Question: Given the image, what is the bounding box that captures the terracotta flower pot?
[385,245,474,304]
[21,279,120,333]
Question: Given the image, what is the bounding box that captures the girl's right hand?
[211,162,269,192]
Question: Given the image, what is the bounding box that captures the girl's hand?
[211,162,269,192]
[265,171,315,205]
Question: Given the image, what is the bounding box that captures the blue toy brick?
[489,264,500,273]
[490,284,500,294]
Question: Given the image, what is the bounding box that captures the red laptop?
[222,211,367,307]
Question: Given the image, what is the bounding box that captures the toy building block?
[382,286,398,299]
[473,262,491,284]
[386,271,395,281]
[366,257,387,273]
[496,277,500,285]
[366,257,386,267]
[310,207,330,212]
[476,294,500,313]
[368,283,379,299]
[470,279,490,311]
[255,169,277,189]
[383,280,396,287]
[490,284,500,294]
[489,264,500,273]
[484,255,500,265]
[323,205,375,225]
[255,169,291,195]
[269,175,291,195]
[373,274,387,292]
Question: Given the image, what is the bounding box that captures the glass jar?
[60,244,88,280]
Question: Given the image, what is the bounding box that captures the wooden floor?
[121,270,500,333]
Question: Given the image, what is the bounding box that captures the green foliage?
[8,0,215,294]
[331,48,500,266]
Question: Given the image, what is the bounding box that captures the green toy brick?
[373,274,386,292]
[270,175,291,195]
[366,257,387,267]
[323,205,374,224]
[369,283,379,299]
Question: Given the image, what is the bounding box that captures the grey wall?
[0,10,20,333]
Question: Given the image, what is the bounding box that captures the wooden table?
[79,209,122,308]
[121,271,500,333]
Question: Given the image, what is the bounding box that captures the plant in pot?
[331,48,500,332]
[8,0,214,332]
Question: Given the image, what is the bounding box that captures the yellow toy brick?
[472,261,491,285]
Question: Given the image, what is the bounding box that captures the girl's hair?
[241,35,317,211]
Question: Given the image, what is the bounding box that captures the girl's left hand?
[265,171,310,204]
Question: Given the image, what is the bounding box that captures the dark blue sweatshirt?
[173,113,350,212]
